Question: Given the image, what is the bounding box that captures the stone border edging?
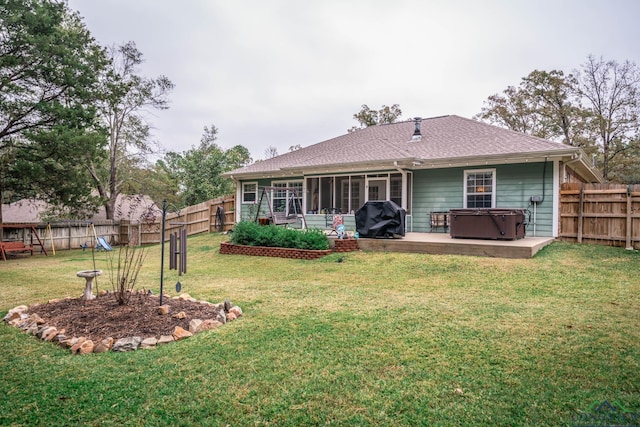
[3,293,242,355]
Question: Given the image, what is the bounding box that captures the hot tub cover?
[449,208,528,240]
[355,200,406,238]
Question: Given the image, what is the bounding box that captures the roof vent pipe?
[411,117,422,141]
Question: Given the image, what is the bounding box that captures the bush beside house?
[221,221,334,260]
[229,221,329,250]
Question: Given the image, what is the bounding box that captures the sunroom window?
[305,172,410,214]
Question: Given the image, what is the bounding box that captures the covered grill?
[449,208,528,240]
[355,200,406,238]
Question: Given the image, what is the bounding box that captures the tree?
[4,127,106,220]
[607,141,640,183]
[0,0,107,223]
[475,85,539,134]
[349,104,402,132]
[476,58,640,181]
[264,146,279,159]
[521,70,582,145]
[117,157,181,208]
[574,55,640,180]
[476,70,594,148]
[165,125,252,206]
[87,41,174,219]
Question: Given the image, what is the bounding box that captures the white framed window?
[242,182,258,203]
[464,169,496,208]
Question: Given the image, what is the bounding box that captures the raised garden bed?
[332,238,359,252]
[220,239,359,259]
[220,241,332,260]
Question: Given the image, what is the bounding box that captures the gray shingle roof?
[226,115,583,177]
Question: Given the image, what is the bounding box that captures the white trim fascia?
[230,150,582,181]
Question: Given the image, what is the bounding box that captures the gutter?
[563,152,582,168]
[225,150,591,181]
[562,151,603,183]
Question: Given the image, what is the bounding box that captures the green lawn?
[1,234,639,426]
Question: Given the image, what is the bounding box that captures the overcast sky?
[67,0,640,161]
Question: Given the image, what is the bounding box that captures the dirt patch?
[27,294,224,343]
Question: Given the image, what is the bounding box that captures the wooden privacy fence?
[2,196,236,252]
[559,183,640,249]
[0,221,120,252]
[134,195,235,246]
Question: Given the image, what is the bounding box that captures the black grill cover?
[355,200,406,238]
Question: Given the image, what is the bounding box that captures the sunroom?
[239,171,413,232]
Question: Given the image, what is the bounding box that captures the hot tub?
[449,208,527,240]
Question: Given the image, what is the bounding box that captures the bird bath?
[77,270,102,301]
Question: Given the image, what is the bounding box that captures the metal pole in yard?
[160,199,167,306]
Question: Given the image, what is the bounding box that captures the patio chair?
[430,211,449,233]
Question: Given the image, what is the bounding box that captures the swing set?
[0,223,48,261]
[81,222,113,252]
[254,186,307,229]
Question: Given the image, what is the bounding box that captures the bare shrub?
[107,245,147,305]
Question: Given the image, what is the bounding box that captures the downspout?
[394,161,410,232]
[562,153,582,182]
[529,157,548,237]
[233,176,242,224]
[552,159,560,238]
[393,161,407,210]
[541,157,548,203]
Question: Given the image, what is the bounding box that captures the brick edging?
[332,239,359,253]
[220,242,332,260]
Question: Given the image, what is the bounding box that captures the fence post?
[577,186,584,243]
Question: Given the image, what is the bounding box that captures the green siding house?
[224,115,602,237]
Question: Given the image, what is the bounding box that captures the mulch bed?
[27,294,224,343]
